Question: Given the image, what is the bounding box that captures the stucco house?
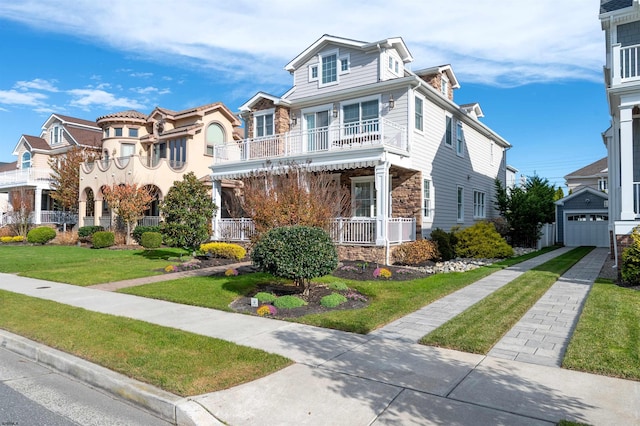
[78,103,241,229]
[0,114,102,227]
[563,157,608,194]
[599,0,640,265]
[210,35,511,262]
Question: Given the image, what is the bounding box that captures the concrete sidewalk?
[0,247,637,425]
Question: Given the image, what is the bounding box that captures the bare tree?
[8,188,34,237]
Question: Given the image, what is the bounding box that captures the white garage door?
[565,214,609,247]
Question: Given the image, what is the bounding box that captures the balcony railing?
[214,217,415,246]
[1,210,77,225]
[613,43,640,84]
[0,168,53,187]
[214,118,407,165]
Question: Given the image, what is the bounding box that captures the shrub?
[78,226,104,239]
[251,226,338,295]
[454,222,514,259]
[12,235,24,243]
[256,305,278,316]
[320,293,347,308]
[132,225,161,244]
[393,239,440,265]
[92,231,115,249]
[273,295,307,309]
[199,242,246,260]
[429,228,458,261]
[0,236,12,243]
[622,226,640,285]
[52,231,78,245]
[328,281,349,291]
[141,232,163,249]
[27,227,57,245]
[254,292,278,303]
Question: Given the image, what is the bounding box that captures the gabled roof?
[564,157,608,179]
[555,186,608,206]
[238,92,289,113]
[148,102,240,126]
[414,64,460,89]
[460,103,484,118]
[12,135,48,155]
[600,0,633,13]
[42,113,99,131]
[284,34,413,72]
[66,126,102,148]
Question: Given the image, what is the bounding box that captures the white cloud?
[129,72,153,78]
[14,78,59,92]
[131,86,171,95]
[0,89,47,106]
[67,88,146,110]
[0,0,604,86]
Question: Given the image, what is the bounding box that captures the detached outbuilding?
[555,187,609,247]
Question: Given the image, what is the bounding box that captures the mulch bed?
[331,260,432,282]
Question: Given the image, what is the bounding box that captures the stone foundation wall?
[338,245,386,264]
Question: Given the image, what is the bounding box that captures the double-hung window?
[423,179,432,218]
[415,97,424,131]
[310,50,349,86]
[343,98,379,135]
[50,126,62,145]
[255,112,274,138]
[445,116,453,146]
[456,121,465,156]
[322,53,337,84]
[457,186,464,222]
[473,190,486,218]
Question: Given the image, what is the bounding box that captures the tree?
[49,147,96,213]
[102,183,153,245]
[554,187,565,201]
[161,172,216,251]
[238,162,350,235]
[7,188,34,237]
[495,174,556,247]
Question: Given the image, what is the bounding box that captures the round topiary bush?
[320,293,347,308]
[140,232,162,249]
[92,231,115,249]
[273,295,308,309]
[455,221,513,259]
[251,226,338,295]
[132,225,161,245]
[27,226,56,245]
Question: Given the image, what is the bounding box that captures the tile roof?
[565,157,608,178]
[97,110,147,121]
[600,0,633,13]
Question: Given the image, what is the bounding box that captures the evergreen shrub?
[199,242,246,260]
[92,231,115,249]
[273,295,307,309]
[141,232,162,249]
[429,228,458,261]
[622,226,640,285]
[133,225,161,244]
[320,293,347,308]
[455,222,513,259]
[78,226,104,239]
[27,227,56,245]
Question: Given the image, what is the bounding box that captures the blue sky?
[0,0,607,189]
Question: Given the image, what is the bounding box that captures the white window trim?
[445,113,453,147]
[318,48,340,88]
[473,190,486,219]
[423,178,432,221]
[340,94,381,120]
[205,121,227,156]
[457,185,464,222]
[456,120,465,157]
[414,94,425,133]
[253,108,275,138]
[308,63,319,82]
[339,53,350,75]
[50,126,63,145]
[441,74,450,96]
[350,176,376,218]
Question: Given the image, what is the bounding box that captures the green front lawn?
[0,290,292,396]
[0,245,188,285]
[563,279,640,381]
[419,247,593,353]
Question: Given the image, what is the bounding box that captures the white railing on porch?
[613,43,640,84]
[0,168,53,187]
[214,118,407,165]
[215,217,416,246]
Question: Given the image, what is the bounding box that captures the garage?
[555,187,609,247]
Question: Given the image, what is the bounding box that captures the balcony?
[214,118,407,166]
[214,217,415,246]
[0,168,53,190]
[612,43,640,85]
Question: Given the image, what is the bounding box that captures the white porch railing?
[613,43,640,84]
[214,217,416,246]
[214,118,407,165]
[0,168,53,187]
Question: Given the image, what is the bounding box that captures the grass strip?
[419,246,593,354]
[563,279,640,381]
[0,246,188,285]
[0,290,292,396]
[122,247,561,334]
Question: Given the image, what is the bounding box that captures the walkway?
[370,246,573,342]
[488,247,609,366]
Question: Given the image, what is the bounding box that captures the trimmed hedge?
[133,225,161,245]
[141,232,162,249]
[92,231,115,249]
[199,242,246,260]
[78,226,104,238]
[27,227,56,245]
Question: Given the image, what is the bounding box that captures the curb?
[0,330,223,425]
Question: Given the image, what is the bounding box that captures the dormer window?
[21,152,31,169]
[50,126,62,145]
[322,53,337,84]
[441,75,450,96]
[309,49,349,87]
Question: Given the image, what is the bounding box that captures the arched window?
[21,152,31,169]
[205,123,225,156]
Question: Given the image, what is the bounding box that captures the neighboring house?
[599,0,640,265]
[78,103,240,229]
[210,34,511,262]
[0,114,102,227]
[555,187,609,247]
[0,162,15,226]
[564,157,608,194]
[506,165,519,190]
